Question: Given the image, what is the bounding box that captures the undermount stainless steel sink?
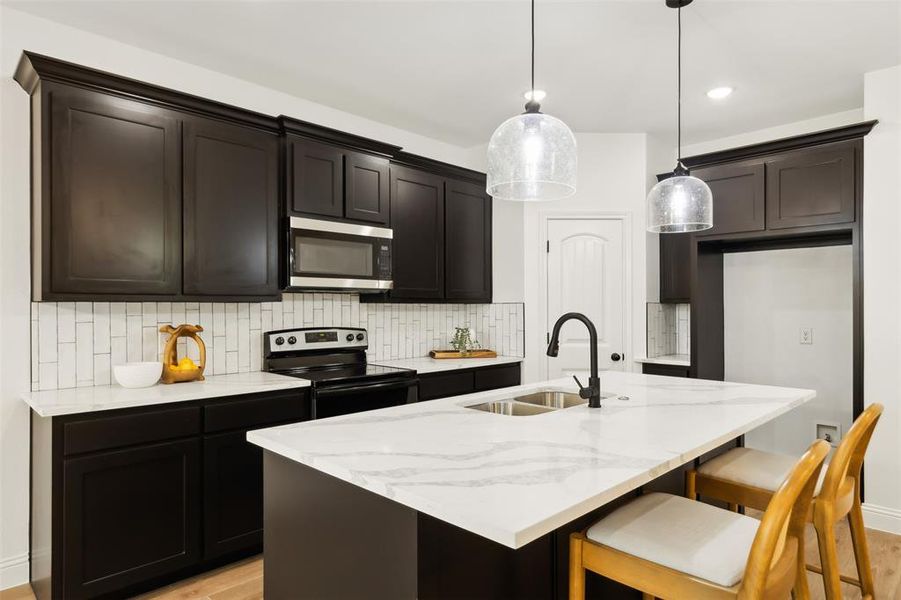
[513,390,586,409]
[465,400,556,416]
[464,387,623,416]
[514,390,616,409]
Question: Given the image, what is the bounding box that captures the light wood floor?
[1,521,899,599]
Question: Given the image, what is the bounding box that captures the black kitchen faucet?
[546,312,602,408]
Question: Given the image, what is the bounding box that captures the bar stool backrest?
[738,440,830,599]
[818,403,884,507]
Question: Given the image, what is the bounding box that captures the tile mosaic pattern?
[31,294,525,391]
[646,302,690,358]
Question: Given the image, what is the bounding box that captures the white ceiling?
[7,0,900,148]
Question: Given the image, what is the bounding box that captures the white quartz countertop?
[247,372,814,549]
[371,355,522,374]
[634,354,691,366]
[22,371,311,417]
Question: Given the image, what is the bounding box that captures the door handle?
[611,353,622,362]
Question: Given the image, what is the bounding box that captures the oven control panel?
[265,328,367,354]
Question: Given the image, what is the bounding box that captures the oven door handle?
[314,377,415,398]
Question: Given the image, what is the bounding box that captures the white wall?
[522,133,649,382]
[644,133,677,302]
[724,246,853,456]
[0,6,497,588]
[862,64,901,534]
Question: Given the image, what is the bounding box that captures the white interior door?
[546,218,625,378]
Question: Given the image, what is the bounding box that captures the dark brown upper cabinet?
[183,118,279,297]
[16,52,281,301]
[445,179,492,302]
[659,232,691,303]
[693,161,766,236]
[287,137,344,219]
[377,156,493,304]
[765,140,857,230]
[345,152,390,224]
[42,83,183,298]
[281,117,398,226]
[390,166,445,299]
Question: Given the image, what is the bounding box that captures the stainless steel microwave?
[288,217,392,292]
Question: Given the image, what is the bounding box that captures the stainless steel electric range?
[263,327,417,419]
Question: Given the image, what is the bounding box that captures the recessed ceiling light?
[523,89,547,102]
[706,86,733,100]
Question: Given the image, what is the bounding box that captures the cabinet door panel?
[63,439,200,598]
[445,179,492,302]
[694,161,765,236]
[765,142,856,229]
[288,137,343,218]
[203,431,263,559]
[659,232,691,303]
[346,152,390,224]
[390,166,445,299]
[47,84,181,296]
[183,118,279,296]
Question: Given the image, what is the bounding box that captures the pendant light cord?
[677,3,682,165]
[531,0,536,94]
[524,0,540,112]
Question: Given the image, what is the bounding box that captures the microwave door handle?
[315,378,414,398]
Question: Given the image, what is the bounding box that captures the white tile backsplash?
[646,302,690,358]
[31,294,526,390]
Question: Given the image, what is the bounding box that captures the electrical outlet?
[799,327,813,345]
[816,423,841,447]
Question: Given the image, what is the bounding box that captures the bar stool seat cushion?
[586,492,759,587]
[698,447,825,495]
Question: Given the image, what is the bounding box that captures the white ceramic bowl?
[113,362,162,388]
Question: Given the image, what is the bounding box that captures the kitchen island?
[248,372,814,600]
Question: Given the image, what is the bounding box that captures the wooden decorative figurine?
[159,324,207,384]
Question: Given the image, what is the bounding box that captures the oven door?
[289,217,392,291]
[312,377,417,419]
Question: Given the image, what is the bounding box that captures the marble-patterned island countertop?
[22,371,311,417]
[371,355,522,374]
[247,371,814,549]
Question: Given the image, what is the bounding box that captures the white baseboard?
[0,552,29,591]
[862,502,901,534]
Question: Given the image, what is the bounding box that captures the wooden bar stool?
[685,403,883,600]
[569,440,830,600]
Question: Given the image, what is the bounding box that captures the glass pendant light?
[647,0,713,233]
[486,0,577,202]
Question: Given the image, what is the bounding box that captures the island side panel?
[262,451,418,600]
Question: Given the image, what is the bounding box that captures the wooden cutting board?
[428,349,498,359]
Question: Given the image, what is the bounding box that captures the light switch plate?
[799,327,813,345]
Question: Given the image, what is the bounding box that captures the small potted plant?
[450,327,479,357]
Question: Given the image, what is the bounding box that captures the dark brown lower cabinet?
[63,440,201,599]
[202,432,264,560]
[418,362,521,401]
[31,389,309,600]
[641,362,690,378]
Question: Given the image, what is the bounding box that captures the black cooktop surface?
[272,363,414,385]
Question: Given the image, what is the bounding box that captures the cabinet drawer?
[418,371,474,401]
[63,405,201,456]
[473,363,521,392]
[204,390,309,433]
